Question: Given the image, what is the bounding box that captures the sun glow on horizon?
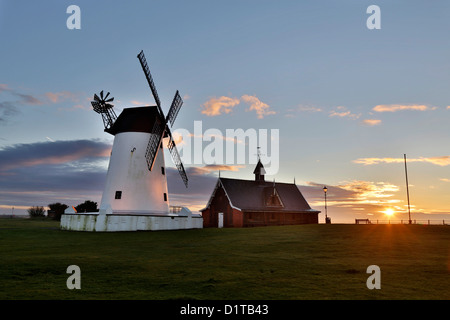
[382,208,395,216]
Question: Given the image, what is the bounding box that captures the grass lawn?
[0,218,448,300]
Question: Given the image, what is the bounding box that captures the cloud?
[372,104,431,112]
[0,140,113,211]
[306,180,399,204]
[2,84,43,105]
[329,106,361,120]
[2,87,80,107]
[0,140,238,215]
[201,95,276,119]
[45,91,79,104]
[165,164,248,212]
[353,156,450,166]
[130,100,150,106]
[0,85,44,124]
[0,140,112,172]
[189,164,245,175]
[440,178,450,182]
[337,180,399,199]
[0,85,80,124]
[166,166,218,211]
[14,93,43,105]
[447,106,450,110]
[0,101,20,123]
[302,180,406,223]
[241,94,276,119]
[0,84,10,93]
[201,96,240,116]
[296,105,323,113]
[46,91,92,111]
[362,119,382,126]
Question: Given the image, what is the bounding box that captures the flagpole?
[404,154,412,224]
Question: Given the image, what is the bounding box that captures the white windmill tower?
[60,51,202,231]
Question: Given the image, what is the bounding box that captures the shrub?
[48,202,69,221]
[27,206,46,218]
[75,200,99,213]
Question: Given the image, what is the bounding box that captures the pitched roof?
[202,177,320,213]
[253,159,266,175]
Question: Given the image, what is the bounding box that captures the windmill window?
[163,193,167,202]
[161,167,165,175]
[115,191,122,199]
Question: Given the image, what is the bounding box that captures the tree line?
[27,200,99,221]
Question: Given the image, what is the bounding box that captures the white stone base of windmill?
[60,207,203,232]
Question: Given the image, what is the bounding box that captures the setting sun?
[383,208,395,216]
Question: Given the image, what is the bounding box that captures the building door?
[218,212,224,228]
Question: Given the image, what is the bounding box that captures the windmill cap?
[107,106,164,135]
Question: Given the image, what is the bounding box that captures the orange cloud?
[45,91,78,103]
[354,156,450,166]
[201,96,240,116]
[338,180,399,199]
[373,104,430,112]
[329,106,360,120]
[130,100,150,106]
[201,95,275,119]
[0,84,10,92]
[362,119,381,126]
[201,164,245,172]
[306,180,402,210]
[186,165,245,176]
[297,105,322,112]
[241,94,276,119]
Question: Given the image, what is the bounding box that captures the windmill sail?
[137,50,188,187]
[167,131,188,187]
[137,50,163,117]
[144,119,164,171]
[166,90,183,126]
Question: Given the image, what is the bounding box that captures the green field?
[0,218,448,300]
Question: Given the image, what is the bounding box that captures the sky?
[1,0,450,223]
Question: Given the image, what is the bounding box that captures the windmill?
[90,50,188,216]
[91,90,117,133]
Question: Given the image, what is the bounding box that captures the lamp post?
[404,154,412,224]
[323,186,329,224]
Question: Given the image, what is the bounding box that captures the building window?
[161,167,165,175]
[163,193,167,202]
[115,191,122,199]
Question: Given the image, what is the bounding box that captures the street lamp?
[323,186,330,224]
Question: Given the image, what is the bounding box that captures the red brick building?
[201,160,320,228]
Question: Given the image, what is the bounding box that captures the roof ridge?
[220,177,297,186]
